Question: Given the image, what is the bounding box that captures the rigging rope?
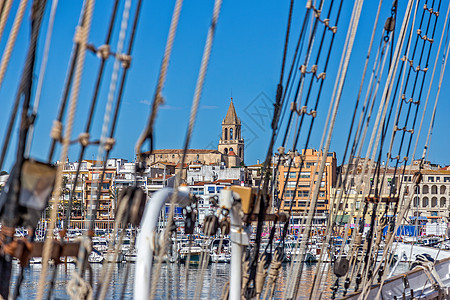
[36,1,94,299]
[44,1,121,298]
[370,2,450,298]
[356,0,429,296]
[63,0,120,232]
[0,0,12,45]
[310,21,395,298]
[0,0,28,90]
[25,0,59,157]
[0,0,47,297]
[0,0,29,170]
[71,0,144,297]
[149,1,222,299]
[285,1,365,298]
[135,0,183,157]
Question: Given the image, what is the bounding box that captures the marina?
[0,0,449,299]
[8,259,414,299]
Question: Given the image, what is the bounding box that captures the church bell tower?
[218,98,244,165]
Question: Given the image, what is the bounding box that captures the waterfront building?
[190,180,232,225]
[186,163,246,185]
[332,160,450,226]
[277,149,337,225]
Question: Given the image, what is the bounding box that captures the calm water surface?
[9,261,409,299]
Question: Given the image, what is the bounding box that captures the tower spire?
[218,97,245,166]
[223,98,240,125]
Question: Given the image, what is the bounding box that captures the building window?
[428,176,434,182]
[436,177,441,182]
[431,185,437,194]
[422,197,429,207]
[298,191,309,198]
[284,172,296,179]
[415,186,420,194]
[319,191,325,197]
[431,197,438,208]
[305,162,315,168]
[413,197,419,207]
[300,172,310,178]
[440,185,446,194]
[286,182,296,188]
[224,148,228,154]
[444,177,450,183]
[283,200,291,207]
[207,186,215,193]
[422,185,429,194]
[284,190,295,198]
[230,128,233,139]
[440,197,446,208]
[224,128,228,140]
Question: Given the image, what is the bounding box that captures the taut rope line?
[149,1,222,299]
[36,1,94,299]
[25,0,59,156]
[0,0,28,90]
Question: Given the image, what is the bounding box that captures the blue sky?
[0,0,449,171]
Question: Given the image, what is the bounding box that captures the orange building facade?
[277,149,336,225]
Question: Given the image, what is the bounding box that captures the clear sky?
[0,0,449,171]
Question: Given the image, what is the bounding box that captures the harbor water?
[9,261,410,299]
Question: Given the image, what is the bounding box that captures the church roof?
[223,98,240,125]
[148,149,221,155]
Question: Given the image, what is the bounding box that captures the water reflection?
[10,261,409,299]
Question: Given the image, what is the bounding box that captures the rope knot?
[289,151,295,159]
[300,65,307,74]
[50,120,63,142]
[97,44,110,60]
[117,53,131,69]
[67,272,93,300]
[103,137,116,151]
[73,25,87,44]
[78,132,90,147]
[300,106,308,114]
[317,72,326,79]
[255,255,268,295]
[306,0,312,9]
[290,102,296,112]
